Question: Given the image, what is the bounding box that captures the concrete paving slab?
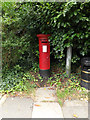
[88,102,90,120]
[62,100,88,118]
[63,100,88,107]
[0,95,2,100]
[32,102,64,118]
[0,95,7,106]
[0,106,2,120]
[35,87,57,102]
[62,106,88,118]
[0,97,34,118]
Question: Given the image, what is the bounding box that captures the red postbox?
[37,34,50,77]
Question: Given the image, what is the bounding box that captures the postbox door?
[39,42,50,70]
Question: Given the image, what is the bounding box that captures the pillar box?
[37,34,50,78]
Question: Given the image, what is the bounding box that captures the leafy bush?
[2,2,90,70]
[2,2,39,70]
[2,2,89,93]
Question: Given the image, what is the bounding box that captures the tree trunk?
[66,46,72,78]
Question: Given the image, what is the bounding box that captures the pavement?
[0,97,33,118]
[32,87,63,118]
[0,87,89,119]
[62,100,88,118]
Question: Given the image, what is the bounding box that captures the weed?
[46,69,88,106]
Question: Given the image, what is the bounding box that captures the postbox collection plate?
[42,45,47,52]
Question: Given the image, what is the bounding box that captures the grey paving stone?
[0,95,2,100]
[62,100,88,118]
[35,87,57,102]
[62,106,88,118]
[32,102,64,118]
[1,97,33,118]
[63,100,88,107]
[88,102,90,120]
[32,87,63,118]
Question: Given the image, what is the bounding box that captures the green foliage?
[47,70,86,91]
[55,71,88,106]
[47,72,68,87]
[48,2,90,63]
[38,74,43,81]
[1,71,25,93]
[31,62,39,73]
[2,2,39,69]
[2,2,89,93]
[2,2,90,70]
[0,67,37,94]
[36,2,90,63]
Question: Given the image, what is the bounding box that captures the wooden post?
[66,46,72,78]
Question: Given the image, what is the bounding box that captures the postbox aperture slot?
[41,41,47,43]
[40,39,47,43]
[42,45,47,52]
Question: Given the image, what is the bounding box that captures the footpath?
[0,87,89,119]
